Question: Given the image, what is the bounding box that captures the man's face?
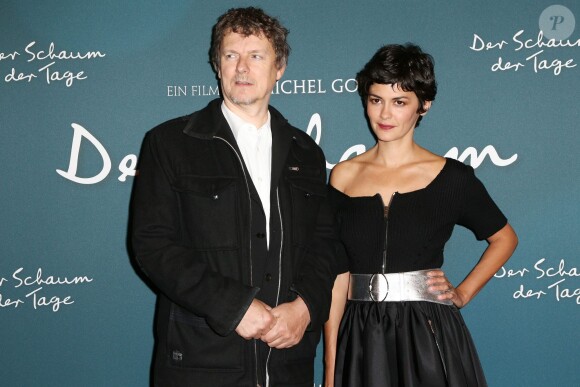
[218,31,285,110]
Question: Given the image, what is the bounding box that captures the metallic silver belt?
[348,269,452,305]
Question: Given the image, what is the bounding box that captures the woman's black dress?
[331,158,507,387]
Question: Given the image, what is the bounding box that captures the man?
[131,7,335,386]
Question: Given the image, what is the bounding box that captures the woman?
[324,44,518,386]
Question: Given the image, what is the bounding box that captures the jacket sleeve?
[290,146,343,330]
[130,130,258,336]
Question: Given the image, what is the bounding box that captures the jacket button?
[304,193,311,198]
[256,233,266,239]
[265,273,272,282]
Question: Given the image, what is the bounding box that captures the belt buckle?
[368,273,389,302]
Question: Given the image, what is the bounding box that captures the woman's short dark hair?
[210,7,290,72]
[356,43,437,125]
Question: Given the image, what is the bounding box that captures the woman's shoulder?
[436,158,485,192]
[442,157,475,176]
[329,156,366,190]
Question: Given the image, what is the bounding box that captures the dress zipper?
[381,192,396,274]
[428,319,448,378]
[381,190,447,379]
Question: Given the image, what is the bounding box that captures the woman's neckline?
[331,157,450,200]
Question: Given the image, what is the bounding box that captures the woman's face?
[365,83,430,143]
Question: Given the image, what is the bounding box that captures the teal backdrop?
[1,1,578,386]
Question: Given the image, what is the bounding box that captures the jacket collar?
[183,99,232,141]
[182,98,300,189]
[270,108,294,190]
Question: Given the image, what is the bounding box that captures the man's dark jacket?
[131,99,336,386]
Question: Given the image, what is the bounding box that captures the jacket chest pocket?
[287,176,326,246]
[172,175,240,250]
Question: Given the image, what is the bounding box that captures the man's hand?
[261,296,311,349]
[235,299,276,340]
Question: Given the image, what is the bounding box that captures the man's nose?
[236,56,249,73]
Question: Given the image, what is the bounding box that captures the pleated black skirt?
[334,301,487,387]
